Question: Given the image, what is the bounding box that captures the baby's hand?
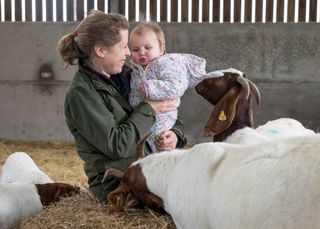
[154,130,178,152]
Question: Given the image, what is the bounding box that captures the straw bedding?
[0,139,176,229]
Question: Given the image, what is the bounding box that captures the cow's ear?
[203,86,241,137]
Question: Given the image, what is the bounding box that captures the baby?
[129,22,223,153]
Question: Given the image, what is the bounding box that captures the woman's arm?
[171,116,187,148]
[65,86,155,160]
[65,85,179,159]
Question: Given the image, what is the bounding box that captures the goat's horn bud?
[247,79,261,106]
[136,133,151,159]
[236,76,250,99]
[102,168,124,183]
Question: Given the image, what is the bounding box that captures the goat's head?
[105,165,165,213]
[105,136,165,213]
[35,182,81,206]
[195,68,260,140]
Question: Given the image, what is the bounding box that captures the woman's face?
[130,30,165,68]
[94,29,130,75]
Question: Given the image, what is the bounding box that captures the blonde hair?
[57,11,129,68]
[130,22,166,51]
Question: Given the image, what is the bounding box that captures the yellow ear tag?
[116,196,121,206]
[218,111,227,121]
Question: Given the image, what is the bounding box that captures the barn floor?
[0,139,176,229]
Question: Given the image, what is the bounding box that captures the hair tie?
[71,32,86,58]
[71,31,78,37]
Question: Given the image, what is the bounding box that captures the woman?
[57,11,187,202]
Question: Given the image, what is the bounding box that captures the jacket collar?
[79,58,132,111]
[79,58,118,88]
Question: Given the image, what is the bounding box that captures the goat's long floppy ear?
[107,186,130,212]
[124,192,140,209]
[203,86,241,137]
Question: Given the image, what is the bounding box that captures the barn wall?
[0,22,319,142]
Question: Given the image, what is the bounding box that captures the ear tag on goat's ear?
[116,196,121,206]
[218,111,227,121]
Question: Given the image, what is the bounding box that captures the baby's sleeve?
[143,55,189,100]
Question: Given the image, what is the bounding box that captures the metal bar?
[284,0,288,22]
[262,0,266,22]
[251,0,255,22]
[273,0,277,22]
[220,0,223,23]
[32,0,35,21]
[209,0,213,22]
[230,0,234,23]
[146,0,150,21]
[294,0,299,22]
[135,0,139,21]
[306,0,310,22]
[104,0,108,13]
[125,0,128,19]
[241,0,245,23]
[167,0,171,22]
[178,0,181,22]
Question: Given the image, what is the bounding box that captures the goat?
[255,117,315,139]
[0,181,81,229]
[195,68,260,141]
[223,126,269,145]
[106,134,320,229]
[0,152,54,184]
[224,118,315,145]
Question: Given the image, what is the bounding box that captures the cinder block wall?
[0,22,319,142]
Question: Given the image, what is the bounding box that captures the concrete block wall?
[0,22,319,142]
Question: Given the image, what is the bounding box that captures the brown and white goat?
[1,152,54,184]
[0,181,81,229]
[195,68,260,141]
[224,118,316,145]
[0,152,83,228]
[105,134,320,229]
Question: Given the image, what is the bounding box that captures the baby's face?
[130,30,165,67]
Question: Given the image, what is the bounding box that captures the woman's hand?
[145,98,177,113]
[154,130,178,152]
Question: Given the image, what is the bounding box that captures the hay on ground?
[22,191,175,229]
[0,139,176,229]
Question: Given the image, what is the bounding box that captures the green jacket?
[64,61,187,201]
